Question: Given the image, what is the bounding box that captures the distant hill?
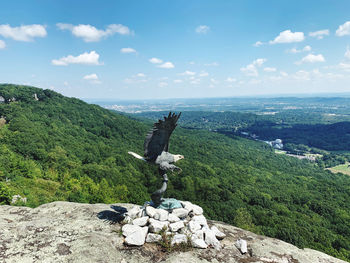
[0,84,350,261]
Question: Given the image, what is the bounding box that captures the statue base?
[148,198,183,210]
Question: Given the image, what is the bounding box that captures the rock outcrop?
[121,201,225,249]
[0,201,347,263]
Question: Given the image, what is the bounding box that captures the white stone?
[179,227,191,236]
[127,206,141,219]
[180,201,203,215]
[154,209,168,221]
[180,201,194,211]
[204,228,221,250]
[149,218,169,233]
[141,226,148,236]
[168,213,180,223]
[193,229,204,240]
[235,239,247,254]
[169,221,184,232]
[171,234,188,246]
[124,226,148,246]
[145,206,157,218]
[192,238,207,249]
[192,215,207,226]
[172,208,189,219]
[132,216,149,227]
[188,221,201,233]
[146,233,162,243]
[202,225,209,231]
[211,226,226,240]
[122,215,133,224]
[122,224,142,237]
[192,204,203,215]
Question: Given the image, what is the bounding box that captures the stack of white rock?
[121,200,226,249]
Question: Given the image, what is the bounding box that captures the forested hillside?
[0,84,350,261]
[136,110,350,151]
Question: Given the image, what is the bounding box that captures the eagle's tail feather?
[128,151,147,161]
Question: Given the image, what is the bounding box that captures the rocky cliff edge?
[0,201,347,263]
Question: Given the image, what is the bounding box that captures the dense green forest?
[136,111,350,168]
[1,84,350,261]
[136,110,350,151]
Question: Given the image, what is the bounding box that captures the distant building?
[0,96,4,103]
[264,139,283,149]
[272,139,283,149]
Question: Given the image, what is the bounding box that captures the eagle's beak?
[174,154,184,162]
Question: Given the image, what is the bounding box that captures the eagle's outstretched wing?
[144,112,181,162]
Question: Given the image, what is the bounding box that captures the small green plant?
[0,182,11,205]
[157,226,193,252]
[157,226,173,252]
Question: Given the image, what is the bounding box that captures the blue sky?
[0,0,350,99]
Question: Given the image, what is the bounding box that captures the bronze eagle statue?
[128,112,184,207]
[128,112,184,172]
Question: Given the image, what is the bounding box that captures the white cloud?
[303,45,312,52]
[226,77,236,82]
[158,82,168,87]
[83,73,101,84]
[345,46,350,60]
[241,64,258,76]
[339,62,350,71]
[136,73,146,77]
[288,48,299,54]
[287,45,312,54]
[269,30,305,44]
[0,24,47,41]
[240,58,267,77]
[199,71,209,77]
[280,71,288,77]
[52,51,101,66]
[120,47,137,53]
[296,54,325,64]
[174,79,183,83]
[253,41,263,47]
[180,70,195,76]
[253,58,266,66]
[309,29,329,39]
[0,40,5,49]
[149,57,163,64]
[83,73,98,80]
[157,62,174,69]
[294,70,310,81]
[195,25,210,34]
[190,78,200,85]
[57,23,132,42]
[264,67,277,72]
[336,21,350,37]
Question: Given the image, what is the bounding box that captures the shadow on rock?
[97,205,128,224]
